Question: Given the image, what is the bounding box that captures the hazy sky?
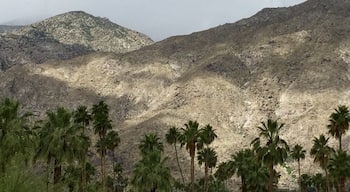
[0,0,306,41]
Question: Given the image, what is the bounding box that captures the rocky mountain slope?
[14,11,153,53]
[0,11,153,70]
[1,0,350,188]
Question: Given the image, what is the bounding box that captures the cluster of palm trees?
[1,96,350,192]
[0,98,125,192]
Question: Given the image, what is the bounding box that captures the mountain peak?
[15,11,153,53]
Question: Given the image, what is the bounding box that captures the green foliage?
[310,134,334,171]
[300,174,312,192]
[327,105,350,150]
[251,119,289,192]
[139,132,164,155]
[131,150,172,192]
[0,155,47,192]
[0,98,33,173]
[165,126,185,184]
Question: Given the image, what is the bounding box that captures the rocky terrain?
[1,0,350,189]
[0,11,153,70]
[14,11,153,53]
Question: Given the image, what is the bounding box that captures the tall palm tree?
[290,144,306,191]
[251,119,289,192]
[0,98,32,174]
[139,133,164,155]
[327,105,350,150]
[92,100,112,191]
[131,150,172,192]
[179,120,201,192]
[165,126,185,184]
[105,130,121,189]
[310,134,334,192]
[73,105,91,192]
[197,147,217,192]
[231,149,257,192]
[328,150,350,192]
[36,107,81,184]
[92,101,112,139]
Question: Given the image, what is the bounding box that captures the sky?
[0,0,306,41]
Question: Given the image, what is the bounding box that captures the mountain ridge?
[1,0,350,188]
[14,11,153,53]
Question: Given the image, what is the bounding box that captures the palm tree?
[197,147,217,192]
[290,144,306,191]
[198,124,217,148]
[311,173,326,192]
[0,98,32,174]
[92,100,112,191]
[231,149,257,192]
[179,120,201,192]
[139,132,164,155]
[36,107,81,184]
[105,130,121,190]
[251,119,289,192]
[73,105,91,192]
[327,105,350,150]
[310,134,334,192]
[328,150,350,192]
[300,174,312,192]
[131,150,172,192]
[235,149,253,192]
[92,101,112,138]
[166,126,185,184]
[214,162,235,182]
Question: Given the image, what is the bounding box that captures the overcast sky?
[0,0,306,41]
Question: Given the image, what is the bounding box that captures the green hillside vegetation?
[1,97,350,192]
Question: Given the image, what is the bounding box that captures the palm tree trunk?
[112,150,116,192]
[82,159,87,192]
[298,159,301,192]
[339,136,342,151]
[325,169,329,192]
[204,164,209,192]
[101,148,106,192]
[339,177,345,192]
[175,144,185,184]
[268,164,274,192]
[53,159,61,184]
[190,148,195,192]
[241,176,247,192]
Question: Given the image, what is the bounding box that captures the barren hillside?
[1,0,350,188]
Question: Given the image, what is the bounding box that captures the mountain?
[14,11,153,53]
[0,11,153,70]
[1,0,350,188]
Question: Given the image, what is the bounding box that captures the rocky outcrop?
[14,11,153,53]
